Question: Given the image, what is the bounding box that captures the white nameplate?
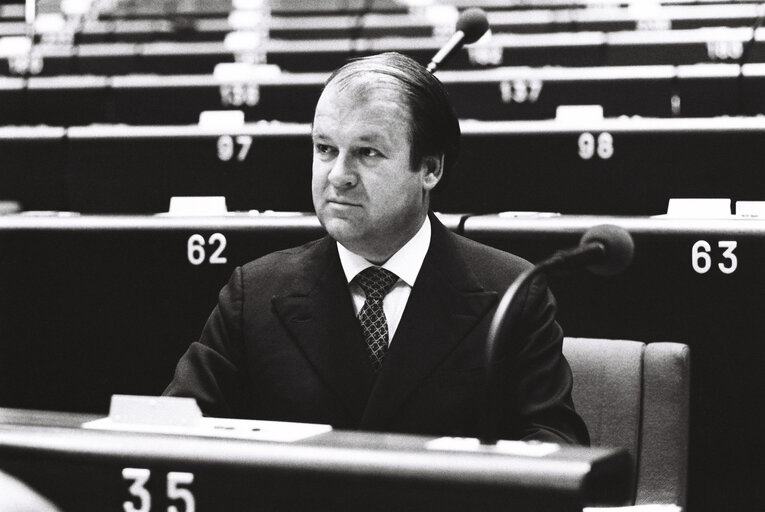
[659,197,732,218]
[736,201,765,218]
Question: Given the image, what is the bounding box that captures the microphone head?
[580,225,635,277]
[456,8,489,44]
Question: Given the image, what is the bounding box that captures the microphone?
[540,224,635,277]
[481,225,634,444]
[426,8,489,73]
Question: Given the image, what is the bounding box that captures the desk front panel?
[0,127,68,211]
[0,216,324,412]
[66,126,313,214]
[442,118,765,215]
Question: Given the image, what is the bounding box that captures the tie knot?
[357,266,399,301]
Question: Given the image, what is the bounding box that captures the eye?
[359,147,383,159]
[314,143,337,158]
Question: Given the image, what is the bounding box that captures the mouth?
[327,199,361,208]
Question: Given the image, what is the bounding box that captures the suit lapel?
[271,237,375,426]
[360,217,497,430]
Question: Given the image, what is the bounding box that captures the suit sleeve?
[163,267,250,418]
[503,273,590,445]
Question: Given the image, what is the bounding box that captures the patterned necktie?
[356,266,399,372]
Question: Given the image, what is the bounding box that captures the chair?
[0,470,61,512]
[562,338,690,509]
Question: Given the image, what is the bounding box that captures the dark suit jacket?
[165,215,589,445]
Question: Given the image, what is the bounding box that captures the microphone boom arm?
[427,32,464,73]
[480,225,631,444]
[481,264,546,445]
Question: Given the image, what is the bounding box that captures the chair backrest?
[562,337,690,508]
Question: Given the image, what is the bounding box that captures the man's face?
[311,82,438,263]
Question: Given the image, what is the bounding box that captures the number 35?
[122,468,195,512]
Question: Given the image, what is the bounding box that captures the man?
[165,52,589,445]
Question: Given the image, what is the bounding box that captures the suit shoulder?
[449,232,535,289]
[239,236,328,279]
[453,232,533,270]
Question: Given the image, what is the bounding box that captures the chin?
[321,216,360,242]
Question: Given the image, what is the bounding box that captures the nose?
[327,152,358,188]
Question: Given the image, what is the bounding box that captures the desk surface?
[0,407,630,511]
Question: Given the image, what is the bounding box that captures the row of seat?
[0,211,759,512]
[2,2,763,43]
[0,20,765,75]
[4,24,765,76]
[1,117,762,214]
[22,0,758,19]
[4,62,765,125]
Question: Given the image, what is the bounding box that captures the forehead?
[312,82,411,144]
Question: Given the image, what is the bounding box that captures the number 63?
[692,240,737,274]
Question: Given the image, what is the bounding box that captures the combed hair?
[322,52,461,185]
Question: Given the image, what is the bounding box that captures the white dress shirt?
[337,217,432,345]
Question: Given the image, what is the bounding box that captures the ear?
[420,154,444,191]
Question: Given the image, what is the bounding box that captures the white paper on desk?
[82,416,332,443]
[425,436,559,457]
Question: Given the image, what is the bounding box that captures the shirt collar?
[337,216,431,287]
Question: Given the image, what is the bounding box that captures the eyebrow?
[355,131,392,148]
[311,131,392,149]
[311,129,330,141]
